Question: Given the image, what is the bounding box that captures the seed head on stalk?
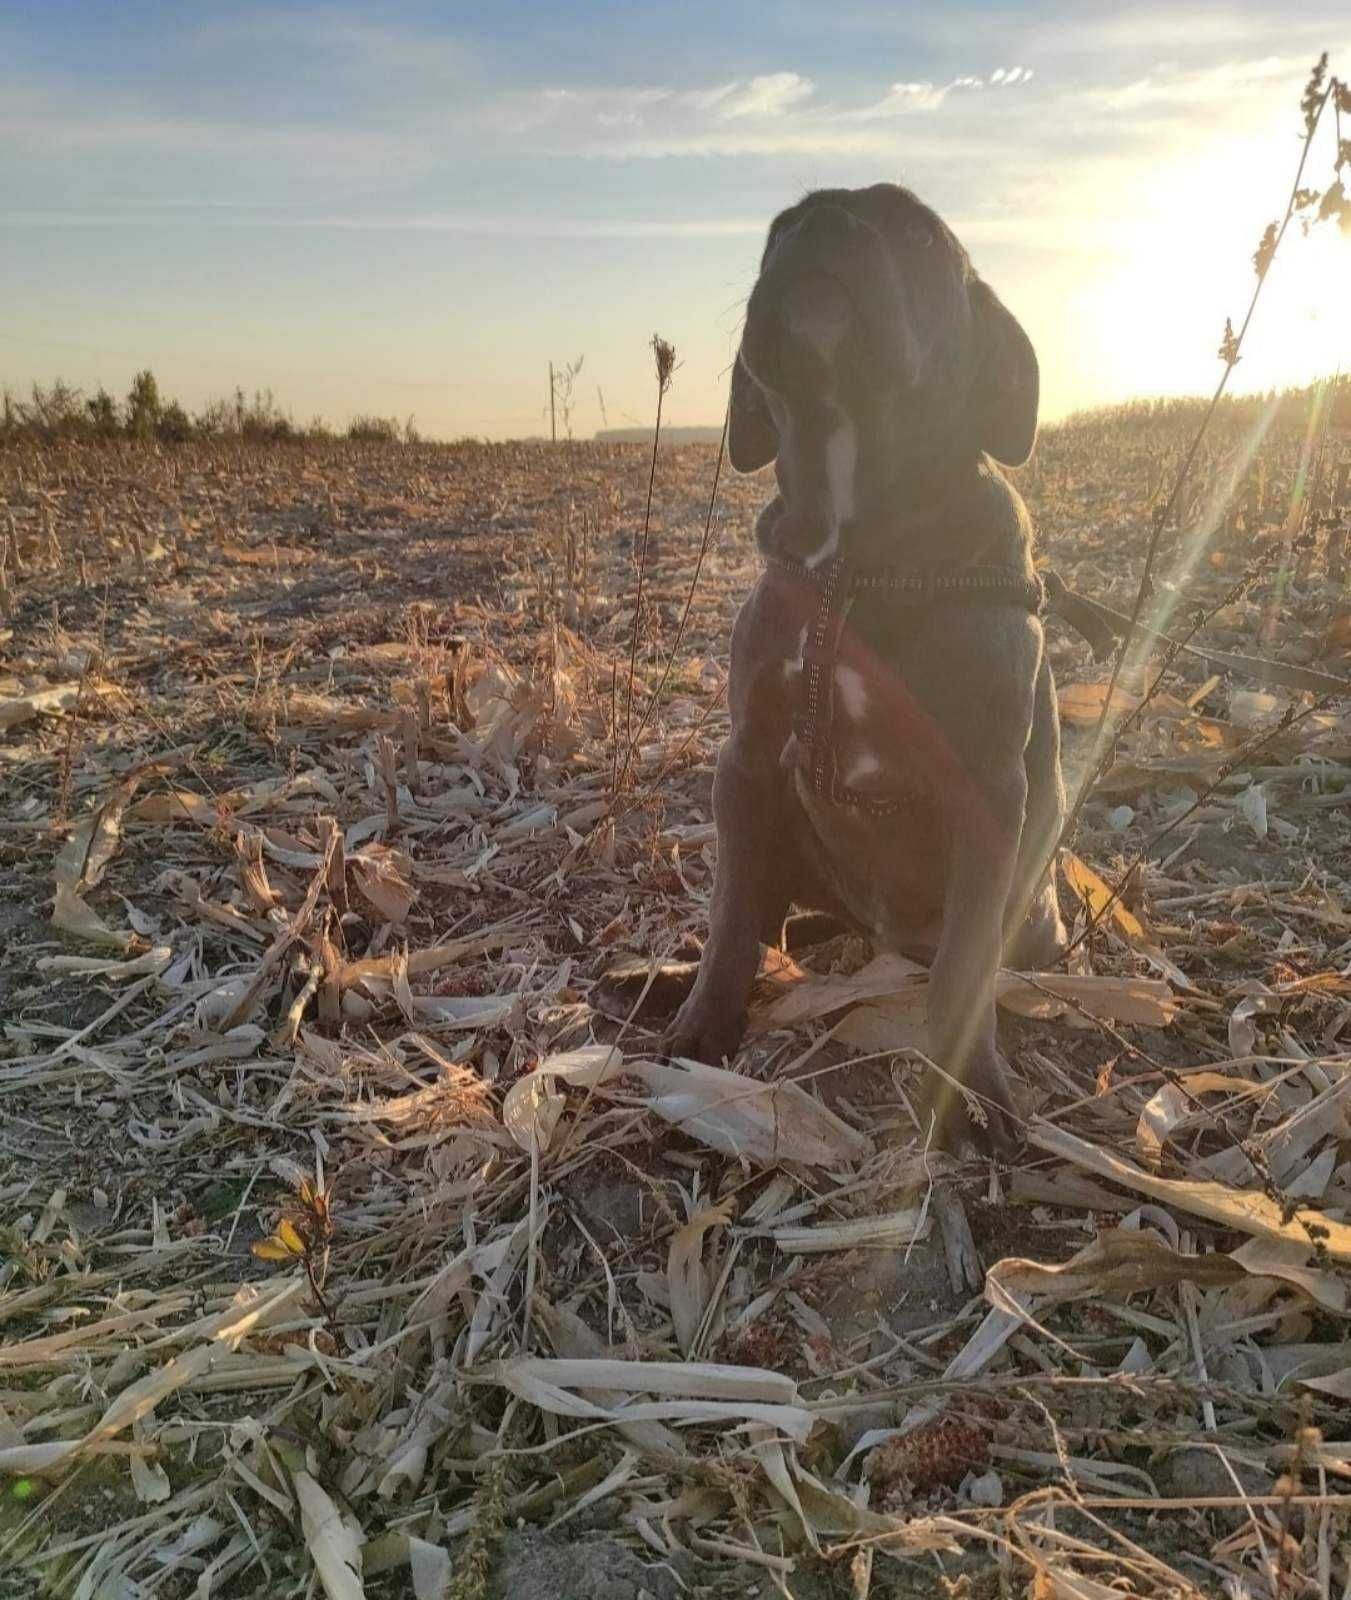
[651,334,676,393]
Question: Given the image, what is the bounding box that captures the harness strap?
[766,551,1104,815]
[798,559,853,799]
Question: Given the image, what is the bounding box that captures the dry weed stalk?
[1064,549,1313,956]
[620,401,729,778]
[617,335,676,794]
[1065,54,1349,849]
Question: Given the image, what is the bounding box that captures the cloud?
[851,81,951,116]
[5,21,1345,265]
[847,68,1034,119]
[715,72,815,120]
[498,64,1038,158]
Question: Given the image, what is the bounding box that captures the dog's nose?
[779,272,853,361]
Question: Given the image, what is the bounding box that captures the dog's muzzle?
[779,272,853,363]
[745,207,919,392]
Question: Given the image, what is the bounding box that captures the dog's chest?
[777,619,959,944]
[779,616,949,804]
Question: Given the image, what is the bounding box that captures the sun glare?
[1256,222,1351,381]
[1078,114,1351,408]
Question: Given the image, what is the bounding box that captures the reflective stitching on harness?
[768,552,1045,817]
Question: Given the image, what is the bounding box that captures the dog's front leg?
[924,769,1027,1154]
[665,736,790,1064]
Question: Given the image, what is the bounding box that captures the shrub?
[125,370,162,440]
[347,414,401,442]
[24,379,88,437]
[0,367,439,448]
[157,400,194,443]
[86,388,120,436]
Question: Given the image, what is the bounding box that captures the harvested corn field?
[4,414,1351,1599]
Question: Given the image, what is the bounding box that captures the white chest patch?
[843,750,881,784]
[805,415,857,570]
[835,664,868,720]
[782,622,810,682]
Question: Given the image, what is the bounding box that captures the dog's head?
[730,183,1038,562]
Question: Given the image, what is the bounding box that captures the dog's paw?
[1005,888,1069,971]
[663,997,747,1066]
[933,1095,1017,1160]
[923,1049,1021,1159]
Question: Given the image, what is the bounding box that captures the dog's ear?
[969,277,1038,467]
[728,350,777,473]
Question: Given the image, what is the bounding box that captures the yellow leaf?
[250,1237,298,1262]
[251,1218,306,1261]
[276,1218,307,1254]
[1061,850,1147,942]
[1136,1072,1267,1170]
[1056,681,1139,727]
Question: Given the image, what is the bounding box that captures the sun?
[1252,221,1351,386]
[1076,114,1351,407]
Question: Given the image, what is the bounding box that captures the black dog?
[665,183,1067,1150]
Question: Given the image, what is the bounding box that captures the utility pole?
[548,362,556,443]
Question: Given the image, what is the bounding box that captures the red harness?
[766,553,1046,818]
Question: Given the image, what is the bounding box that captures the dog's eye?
[903,220,933,248]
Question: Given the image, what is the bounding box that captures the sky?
[3,2,1351,439]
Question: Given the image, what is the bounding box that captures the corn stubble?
[5,54,1351,1600]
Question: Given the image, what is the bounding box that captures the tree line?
[0,371,417,445]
